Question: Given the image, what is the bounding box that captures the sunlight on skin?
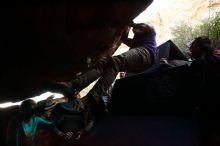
[0,92,63,108]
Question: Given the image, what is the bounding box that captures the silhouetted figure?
[189,36,220,113]
[189,36,220,80]
[189,36,220,146]
[44,22,158,132]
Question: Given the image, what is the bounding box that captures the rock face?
[0,1,153,101]
[134,0,220,44]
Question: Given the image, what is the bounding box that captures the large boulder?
[0,1,153,101]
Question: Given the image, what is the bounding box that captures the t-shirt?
[16,116,53,146]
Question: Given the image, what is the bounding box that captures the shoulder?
[33,116,47,123]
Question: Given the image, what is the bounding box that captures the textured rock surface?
[0,1,153,101]
[134,0,220,44]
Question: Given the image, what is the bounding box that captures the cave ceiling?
[0,1,153,101]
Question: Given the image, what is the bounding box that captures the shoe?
[42,81,77,100]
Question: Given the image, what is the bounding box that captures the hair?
[19,99,37,120]
[131,22,155,33]
[191,36,213,53]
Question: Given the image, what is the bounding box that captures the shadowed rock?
[0,1,153,101]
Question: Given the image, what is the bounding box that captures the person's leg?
[42,58,109,99]
[87,47,152,103]
[81,47,152,129]
[71,57,109,91]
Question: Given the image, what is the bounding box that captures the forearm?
[121,25,132,47]
[121,38,132,47]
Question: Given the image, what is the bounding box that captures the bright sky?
[134,0,176,23]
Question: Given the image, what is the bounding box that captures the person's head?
[189,36,213,59]
[119,72,126,78]
[131,23,155,34]
[19,99,37,120]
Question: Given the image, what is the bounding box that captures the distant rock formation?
[136,0,220,44]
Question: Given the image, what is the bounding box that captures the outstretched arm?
[37,117,73,139]
[121,37,133,47]
[121,26,132,47]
